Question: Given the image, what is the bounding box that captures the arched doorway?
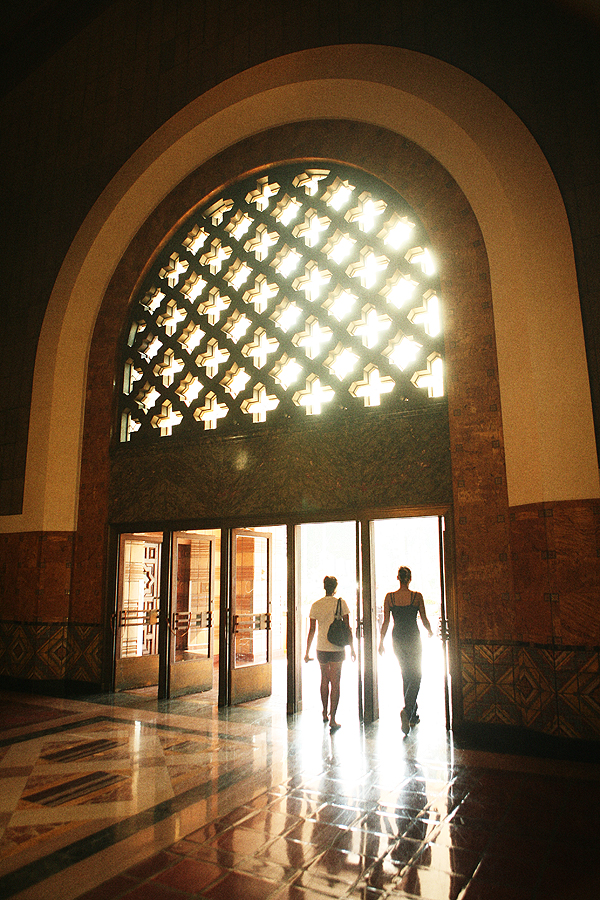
[76,113,501,736]
[107,156,453,720]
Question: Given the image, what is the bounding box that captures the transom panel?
[119,163,444,442]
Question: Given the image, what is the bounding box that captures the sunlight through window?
[119,164,444,440]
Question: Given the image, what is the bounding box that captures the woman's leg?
[319,663,330,720]
[328,661,343,728]
[400,641,422,724]
[395,640,421,731]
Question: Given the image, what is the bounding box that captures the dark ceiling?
[1,0,599,101]
[0,0,115,98]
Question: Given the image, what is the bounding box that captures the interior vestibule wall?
[0,531,102,686]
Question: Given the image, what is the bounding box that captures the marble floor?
[1,651,600,900]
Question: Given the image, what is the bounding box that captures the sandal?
[400,709,410,735]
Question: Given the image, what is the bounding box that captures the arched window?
[119,163,443,442]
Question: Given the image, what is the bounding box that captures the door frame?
[111,531,164,693]
[109,504,457,725]
[170,531,215,696]
[229,527,273,704]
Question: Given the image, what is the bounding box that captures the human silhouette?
[379,566,433,734]
[305,575,356,730]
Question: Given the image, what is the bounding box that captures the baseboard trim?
[0,676,102,698]
[454,721,600,763]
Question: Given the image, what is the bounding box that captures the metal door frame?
[228,527,273,705]
[169,531,215,696]
[354,512,454,729]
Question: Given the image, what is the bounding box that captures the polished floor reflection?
[1,653,600,899]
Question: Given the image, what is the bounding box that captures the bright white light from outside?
[325,233,355,264]
[152,400,182,435]
[294,377,335,415]
[352,307,391,349]
[350,366,394,407]
[274,247,302,277]
[409,292,441,337]
[328,348,359,380]
[272,358,303,390]
[123,168,443,439]
[325,289,356,321]
[384,219,415,250]
[323,177,354,211]
[178,324,204,351]
[177,375,202,405]
[407,247,436,276]
[383,275,417,309]
[241,384,279,423]
[221,366,250,398]
[273,196,302,226]
[225,260,253,290]
[138,385,161,410]
[294,319,332,359]
[195,392,229,430]
[272,301,301,332]
[413,355,444,397]
[223,313,251,343]
[387,336,422,371]
[227,212,254,240]
[143,337,162,360]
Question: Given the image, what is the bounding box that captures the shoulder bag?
[327,598,352,647]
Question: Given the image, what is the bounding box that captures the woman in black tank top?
[379,566,433,734]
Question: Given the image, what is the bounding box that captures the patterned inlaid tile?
[19,771,132,808]
[0,820,84,860]
[39,738,128,763]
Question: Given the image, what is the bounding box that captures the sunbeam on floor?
[1,658,599,900]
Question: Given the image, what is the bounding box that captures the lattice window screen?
[119,164,444,442]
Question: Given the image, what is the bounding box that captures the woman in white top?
[304,575,356,730]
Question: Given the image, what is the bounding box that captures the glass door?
[170,532,215,696]
[230,529,272,703]
[114,533,162,690]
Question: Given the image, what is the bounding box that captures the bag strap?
[335,597,343,618]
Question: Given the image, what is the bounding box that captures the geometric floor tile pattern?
[1,655,600,900]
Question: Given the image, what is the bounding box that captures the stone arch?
[7,45,597,535]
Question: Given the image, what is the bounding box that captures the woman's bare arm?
[305,619,316,661]
[418,594,433,636]
[379,594,391,653]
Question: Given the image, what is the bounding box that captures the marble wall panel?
[509,500,600,646]
[0,532,76,621]
[0,532,102,687]
[108,407,452,523]
[37,533,75,621]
